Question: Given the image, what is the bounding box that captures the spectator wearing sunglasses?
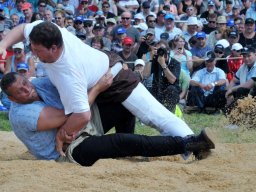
[227,30,239,48]
[207,16,228,50]
[109,11,140,44]
[74,16,86,36]
[136,1,156,22]
[202,13,217,35]
[84,19,94,39]
[146,15,156,29]
[101,2,116,19]
[227,43,244,82]
[111,27,127,53]
[5,42,35,77]
[37,0,47,18]
[75,0,94,19]
[214,44,229,75]
[180,5,196,21]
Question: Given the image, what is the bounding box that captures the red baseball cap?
[21,2,32,10]
[122,37,134,45]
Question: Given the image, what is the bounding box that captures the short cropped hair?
[29,21,63,49]
[0,72,19,96]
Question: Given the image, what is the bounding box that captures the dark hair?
[146,15,155,23]
[0,72,19,96]
[29,21,63,49]
[38,0,47,5]
[102,2,110,7]
[91,36,104,49]
[208,13,217,20]
[188,35,197,47]
[31,12,41,23]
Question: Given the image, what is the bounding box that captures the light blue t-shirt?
[235,62,256,84]
[192,67,226,95]
[10,77,63,160]
[170,50,192,76]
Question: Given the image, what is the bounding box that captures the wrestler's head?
[0,72,39,104]
[29,21,63,63]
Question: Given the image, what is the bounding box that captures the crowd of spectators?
[0,0,256,114]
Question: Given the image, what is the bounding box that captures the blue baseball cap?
[196,31,206,39]
[75,16,83,22]
[227,19,235,27]
[0,4,4,10]
[96,10,103,16]
[17,62,29,71]
[164,13,174,20]
[117,27,126,34]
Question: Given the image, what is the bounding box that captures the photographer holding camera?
[144,40,181,112]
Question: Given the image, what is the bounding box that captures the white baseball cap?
[134,59,145,66]
[134,23,148,31]
[12,42,24,50]
[187,16,198,26]
[231,43,243,51]
[216,39,230,49]
[134,14,144,20]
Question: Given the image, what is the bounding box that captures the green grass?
[0,112,10,131]
[1,111,255,144]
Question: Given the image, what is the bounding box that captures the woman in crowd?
[169,34,192,77]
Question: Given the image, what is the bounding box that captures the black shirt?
[216,56,229,74]
[238,33,256,48]
[202,25,217,34]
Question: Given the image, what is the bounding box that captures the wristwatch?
[162,66,168,70]
[214,81,218,86]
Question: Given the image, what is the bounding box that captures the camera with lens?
[157,47,167,57]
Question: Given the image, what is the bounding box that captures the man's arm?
[190,79,206,89]
[225,76,240,98]
[37,106,67,131]
[229,79,255,93]
[61,70,113,135]
[157,56,177,84]
[0,24,26,58]
[56,70,113,155]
